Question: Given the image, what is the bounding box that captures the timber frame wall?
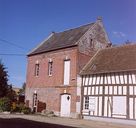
[82,71,136,120]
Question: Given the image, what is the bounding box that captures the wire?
[0,37,27,51]
[0,53,26,56]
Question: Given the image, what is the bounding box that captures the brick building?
[25,18,110,117]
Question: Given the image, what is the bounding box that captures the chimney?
[106,43,112,48]
[52,31,55,34]
[97,16,102,21]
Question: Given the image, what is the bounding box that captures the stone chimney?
[97,16,102,21]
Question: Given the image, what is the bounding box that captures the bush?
[11,103,22,113]
[21,106,31,114]
[11,103,31,114]
[0,97,11,112]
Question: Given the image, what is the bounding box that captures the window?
[48,61,53,76]
[33,92,37,112]
[33,93,37,107]
[35,64,39,76]
[64,60,70,85]
[90,38,93,49]
[85,96,89,109]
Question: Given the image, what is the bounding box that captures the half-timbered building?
[80,44,136,120]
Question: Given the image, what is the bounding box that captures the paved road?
[0,114,136,128]
[0,118,76,128]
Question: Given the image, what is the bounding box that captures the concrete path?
[0,114,136,128]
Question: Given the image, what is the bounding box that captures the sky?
[0,0,136,88]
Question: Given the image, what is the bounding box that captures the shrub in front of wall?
[21,106,31,114]
[11,103,31,114]
[0,97,11,112]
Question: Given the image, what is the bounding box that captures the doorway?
[60,94,71,117]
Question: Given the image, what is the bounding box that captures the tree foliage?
[0,61,9,97]
[0,60,16,100]
[19,82,26,95]
[0,97,11,111]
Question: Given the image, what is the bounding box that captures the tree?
[0,60,9,97]
[19,82,26,95]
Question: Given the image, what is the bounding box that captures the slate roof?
[80,44,136,75]
[28,23,94,56]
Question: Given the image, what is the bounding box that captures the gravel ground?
[0,114,136,128]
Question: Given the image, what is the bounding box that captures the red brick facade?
[26,47,89,117]
[27,47,78,87]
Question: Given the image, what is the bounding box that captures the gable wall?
[77,20,110,74]
[78,20,110,56]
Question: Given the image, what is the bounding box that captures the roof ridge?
[80,42,136,75]
[100,43,136,52]
[57,22,95,34]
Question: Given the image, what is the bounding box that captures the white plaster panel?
[99,97,102,116]
[92,76,96,85]
[95,86,98,95]
[89,77,92,85]
[129,75,132,84]
[114,86,117,95]
[96,76,100,84]
[111,75,115,84]
[104,76,107,84]
[115,75,119,84]
[109,86,112,94]
[118,86,122,95]
[135,86,136,95]
[88,87,91,95]
[105,86,108,94]
[123,86,127,95]
[129,86,133,95]
[85,77,89,86]
[135,98,136,119]
[92,87,94,95]
[129,98,133,119]
[120,75,124,84]
[108,97,112,117]
[84,87,87,95]
[107,76,111,84]
[100,76,103,84]
[104,97,108,116]
[99,86,103,94]
[132,74,136,84]
[124,75,127,84]
[83,77,85,86]
[94,97,98,116]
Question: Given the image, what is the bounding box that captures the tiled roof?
[28,23,94,56]
[80,44,136,75]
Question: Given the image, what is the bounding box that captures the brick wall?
[26,47,78,88]
[26,47,80,116]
